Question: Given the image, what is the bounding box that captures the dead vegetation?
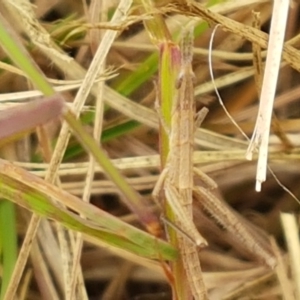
[0,0,300,299]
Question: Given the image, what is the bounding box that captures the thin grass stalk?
[281,213,300,300]
[140,0,171,43]
[69,3,106,296]
[0,201,17,299]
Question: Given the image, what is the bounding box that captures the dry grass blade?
[281,213,300,300]
[0,95,64,144]
[171,1,300,72]
[246,0,290,191]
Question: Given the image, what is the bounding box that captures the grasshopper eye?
[191,70,196,84]
[175,66,196,89]
[175,71,184,89]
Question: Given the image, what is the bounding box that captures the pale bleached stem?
[246,0,289,191]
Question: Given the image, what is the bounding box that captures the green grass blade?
[0,13,53,96]
[64,110,160,234]
[113,53,159,96]
[0,201,17,299]
[0,159,177,261]
[64,119,140,161]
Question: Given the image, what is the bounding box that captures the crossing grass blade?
[0,158,177,261]
[0,8,160,235]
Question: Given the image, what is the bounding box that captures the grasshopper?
[153,27,276,300]
[153,27,209,299]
